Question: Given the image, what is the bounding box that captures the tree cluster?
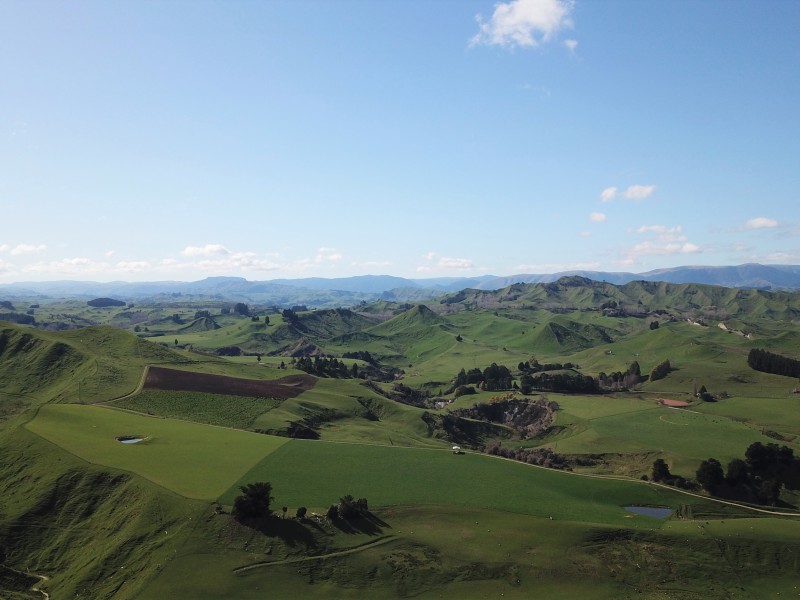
[294,355,355,378]
[232,482,274,521]
[522,371,599,394]
[342,350,377,365]
[282,309,299,323]
[648,359,672,382]
[650,459,692,489]
[597,362,642,391]
[231,482,370,528]
[697,442,799,505]
[451,363,513,392]
[747,348,800,378]
[518,359,578,373]
[326,495,369,521]
[87,297,126,308]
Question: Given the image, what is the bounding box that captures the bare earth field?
[144,366,316,398]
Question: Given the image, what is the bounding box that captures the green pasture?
[551,402,779,474]
[25,404,288,499]
[221,439,688,527]
[111,390,281,429]
[693,395,800,438]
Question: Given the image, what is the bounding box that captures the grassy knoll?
[220,440,687,527]
[111,390,281,429]
[251,377,442,447]
[25,404,288,499]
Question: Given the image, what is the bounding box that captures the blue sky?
[1,0,798,282]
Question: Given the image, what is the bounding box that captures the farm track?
[232,535,399,574]
[30,574,49,600]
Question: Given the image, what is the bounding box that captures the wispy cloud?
[470,0,574,49]
[9,244,47,256]
[512,261,601,273]
[601,184,656,202]
[181,244,231,257]
[623,184,656,200]
[315,247,343,263]
[417,252,476,272]
[765,251,800,262]
[600,187,617,202]
[744,217,779,229]
[564,38,578,54]
[352,260,393,269]
[619,224,703,267]
[589,212,607,223]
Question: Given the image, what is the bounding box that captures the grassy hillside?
[2,277,800,599]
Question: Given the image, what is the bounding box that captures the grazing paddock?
[220,439,687,528]
[25,404,288,499]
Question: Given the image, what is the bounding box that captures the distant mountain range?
[2,264,800,307]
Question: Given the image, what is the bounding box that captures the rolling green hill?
[1,277,800,599]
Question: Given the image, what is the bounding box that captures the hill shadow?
[250,517,318,548]
[331,511,390,536]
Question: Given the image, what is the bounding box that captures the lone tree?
[232,482,274,521]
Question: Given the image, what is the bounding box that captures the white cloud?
[114,261,151,273]
[623,184,656,200]
[470,0,574,49]
[600,186,618,202]
[10,244,47,256]
[620,223,703,265]
[564,38,578,53]
[590,212,607,223]
[417,252,476,272]
[628,241,701,256]
[602,184,655,202]
[745,217,778,229]
[439,257,474,269]
[23,257,103,276]
[315,247,343,263]
[0,259,13,274]
[352,260,393,269]
[636,225,683,237]
[512,261,601,272]
[181,244,231,257]
[766,251,800,262]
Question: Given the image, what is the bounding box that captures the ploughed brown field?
[144,366,315,399]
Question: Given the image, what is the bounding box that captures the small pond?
[624,505,672,519]
[116,436,145,444]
